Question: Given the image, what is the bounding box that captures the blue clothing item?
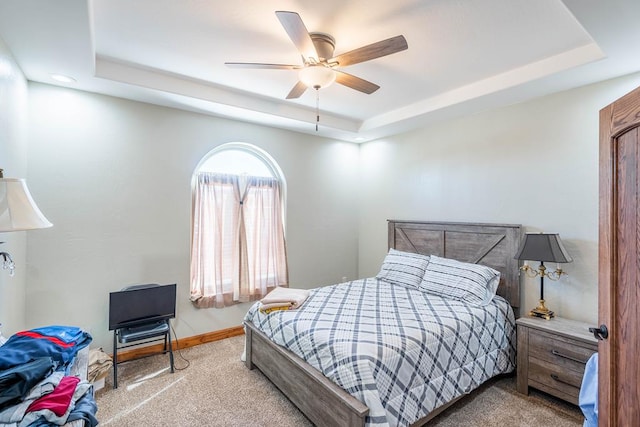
[0,326,92,371]
[65,386,99,427]
[579,352,598,427]
[0,357,56,411]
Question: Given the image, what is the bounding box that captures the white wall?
[22,68,640,348]
[358,72,640,324]
[26,83,359,351]
[0,38,29,335]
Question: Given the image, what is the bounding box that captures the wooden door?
[599,85,640,426]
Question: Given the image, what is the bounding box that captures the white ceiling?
[1,0,639,142]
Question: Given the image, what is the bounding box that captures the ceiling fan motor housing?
[309,32,335,62]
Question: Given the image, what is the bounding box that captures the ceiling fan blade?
[275,11,318,61]
[286,81,308,99]
[330,35,408,67]
[225,62,299,70]
[335,71,380,94]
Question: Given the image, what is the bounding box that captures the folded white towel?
[260,302,295,310]
[260,287,310,309]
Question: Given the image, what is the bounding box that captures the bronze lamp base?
[529,299,554,320]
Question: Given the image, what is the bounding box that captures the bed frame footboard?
[244,321,369,427]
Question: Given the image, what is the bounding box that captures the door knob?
[588,324,609,340]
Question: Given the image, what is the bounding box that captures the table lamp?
[0,168,52,276]
[514,232,573,319]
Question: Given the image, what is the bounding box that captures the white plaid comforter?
[244,278,516,427]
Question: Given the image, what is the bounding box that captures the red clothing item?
[27,376,80,416]
[16,331,75,348]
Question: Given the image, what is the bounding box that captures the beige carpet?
[96,336,584,426]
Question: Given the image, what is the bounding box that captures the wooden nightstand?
[517,316,598,405]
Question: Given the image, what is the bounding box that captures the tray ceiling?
[1,0,639,141]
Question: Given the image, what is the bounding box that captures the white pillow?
[376,249,430,291]
[419,255,500,306]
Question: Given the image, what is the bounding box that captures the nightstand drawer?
[529,329,595,372]
[528,357,582,404]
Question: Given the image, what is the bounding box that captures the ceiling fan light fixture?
[299,65,336,89]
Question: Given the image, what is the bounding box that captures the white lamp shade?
[0,178,52,232]
[299,65,336,89]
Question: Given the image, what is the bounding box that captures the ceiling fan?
[225,11,408,99]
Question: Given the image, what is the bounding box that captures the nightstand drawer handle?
[550,373,575,387]
[551,349,587,364]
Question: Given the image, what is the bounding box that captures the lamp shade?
[514,233,572,263]
[299,65,336,89]
[0,178,53,232]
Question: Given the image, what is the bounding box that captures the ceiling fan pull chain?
[315,86,320,131]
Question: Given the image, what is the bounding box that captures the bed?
[243,220,523,426]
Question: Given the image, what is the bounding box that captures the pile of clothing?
[0,325,97,427]
[87,349,112,391]
[258,287,310,314]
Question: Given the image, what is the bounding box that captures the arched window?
[190,143,288,309]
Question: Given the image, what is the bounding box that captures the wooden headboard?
[388,220,523,314]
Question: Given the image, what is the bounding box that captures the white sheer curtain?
[190,172,288,308]
[241,176,288,299]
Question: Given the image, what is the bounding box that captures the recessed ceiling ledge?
[361,43,605,131]
[95,56,360,133]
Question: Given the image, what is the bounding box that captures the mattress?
[244,278,516,427]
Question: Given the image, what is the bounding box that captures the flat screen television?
[109,283,176,330]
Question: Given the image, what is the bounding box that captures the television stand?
[108,283,177,388]
[112,318,174,389]
[119,321,169,343]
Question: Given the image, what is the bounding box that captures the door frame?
[599,84,640,426]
